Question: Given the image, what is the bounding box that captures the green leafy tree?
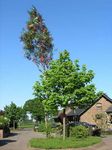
[33,81,58,115]
[4,102,23,129]
[33,50,101,139]
[23,98,45,122]
[20,6,53,71]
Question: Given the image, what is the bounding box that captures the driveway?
[0,129,112,150]
[0,129,45,150]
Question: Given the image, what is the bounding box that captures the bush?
[91,128,101,136]
[102,130,112,135]
[0,116,10,137]
[38,122,52,137]
[0,116,9,129]
[70,125,89,138]
[38,122,46,132]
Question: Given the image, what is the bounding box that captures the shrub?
[38,122,46,132]
[102,130,112,135]
[38,122,52,137]
[70,125,89,138]
[92,128,101,136]
[0,116,10,136]
[0,116,9,129]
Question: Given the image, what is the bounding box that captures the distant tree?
[20,6,53,72]
[4,102,23,129]
[33,50,101,139]
[23,98,45,122]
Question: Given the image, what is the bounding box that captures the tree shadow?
[9,132,18,137]
[0,139,16,146]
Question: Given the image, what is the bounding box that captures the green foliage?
[33,81,58,114]
[102,130,112,135]
[38,122,46,132]
[38,122,52,137]
[0,116,9,128]
[0,116,10,135]
[33,50,101,139]
[29,136,101,149]
[95,112,108,130]
[33,50,100,112]
[19,120,34,129]
[23,98,45,122]
[70,125,89,138]
[4,102,24,128]
[95,113,103,119]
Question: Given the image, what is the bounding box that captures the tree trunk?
[45,113,48,137]
[13,120,15,130]
[63,109,66,140]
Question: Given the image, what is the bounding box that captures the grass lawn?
[19,121,34,128]
[29,136,101,149]
[19,124,34,128]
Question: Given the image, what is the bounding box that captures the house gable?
[80,94,112,124]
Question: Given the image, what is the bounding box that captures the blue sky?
[0,0,112,110]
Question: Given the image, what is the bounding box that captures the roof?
[101,93,112,103]
[67,108,85,116]
[0,110,4,115]
[106,106,112,113]
[67,93,112,117]
[53,94,112,120]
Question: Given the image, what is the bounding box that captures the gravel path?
[0,129,112,150]
[0,129,45,150]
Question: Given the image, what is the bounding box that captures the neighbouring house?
[55,94,112,129]
[0,110,4,116]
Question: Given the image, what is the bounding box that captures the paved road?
[0,129,45,150]
[0,129,112,150]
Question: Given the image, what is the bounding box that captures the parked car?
[67,121,96,128]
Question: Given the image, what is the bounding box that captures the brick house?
[55,94,112,129]
[66,94,112,128]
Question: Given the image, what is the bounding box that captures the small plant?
[38,122,52,137]
[95,112,108,131]
[38,122,46,132]
[70,125,89,138]
[95,113,103,119]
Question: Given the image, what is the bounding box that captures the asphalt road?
[0,129,45,150]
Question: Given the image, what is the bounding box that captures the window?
[96,103,102,110]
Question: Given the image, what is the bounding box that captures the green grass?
[29,136,101,149]
[19,124,34,128]
[19,121,34,128]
